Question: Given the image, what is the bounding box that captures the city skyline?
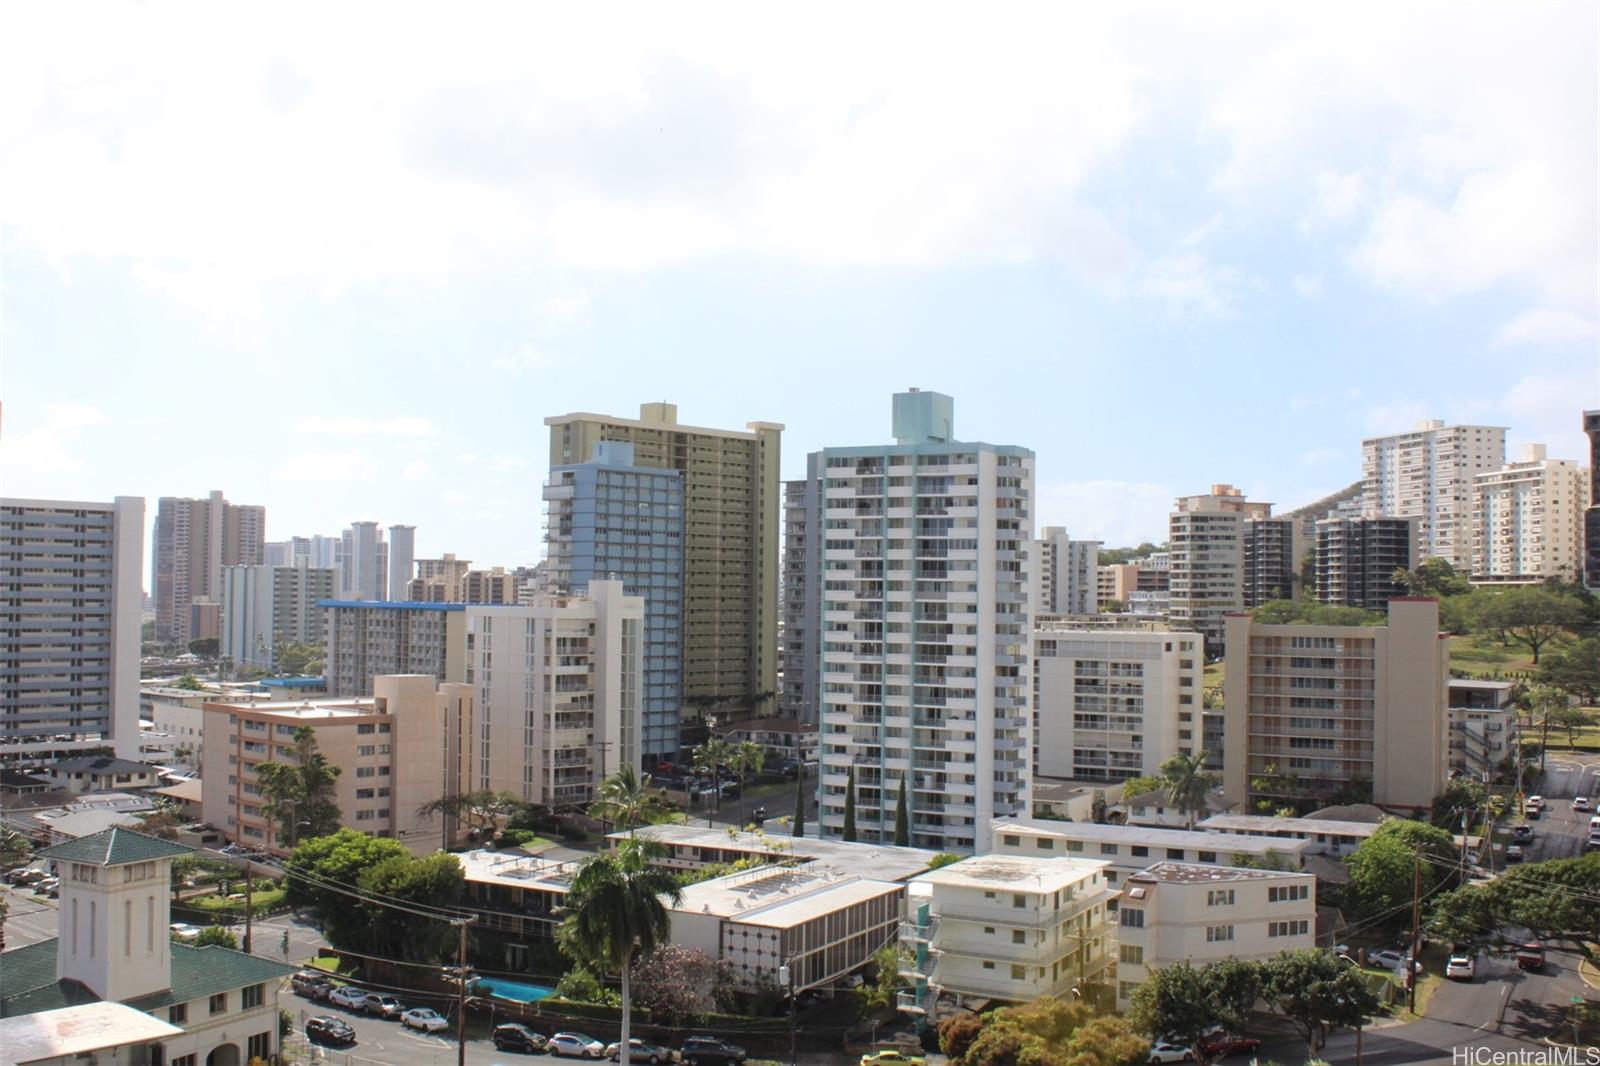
[2,4,1596,575]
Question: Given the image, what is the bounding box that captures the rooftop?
[456,849,579,892]
[1197,814,1383,838]
[1032,778,1116,803]
[152,778,203,804]
[1125,861,1310,886]
[992,817,1310,858]
[203,696,379,718]
[673,863,902,927]
[49,757,156,776]
[39,826,192,866]
[318,599,465,611]
[715,717,818,736]
[615,824,943,882]
[0,938,296,1016]
[0,1002,183,1063]
[913,854,1108,893]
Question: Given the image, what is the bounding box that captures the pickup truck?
[1515,943,1545,971]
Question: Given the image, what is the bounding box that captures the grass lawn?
[1445,634,1585,678]
[1204,661,1225,687]
[190,886,286,914]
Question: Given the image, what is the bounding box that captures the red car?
[1200,1034,1262,1059]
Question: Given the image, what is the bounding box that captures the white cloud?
[270,450,372,482]
[402,460,432,480]
[1363,401,1431,437]
[0,403,107,471]
[1037,480,1173,547]
[1501,366,1599,461]
[1493,308,1600,349]
[1140,253,1244,320]
[293,416,435,438]
[1312,171,1372,223]
[1291,274,1323,298]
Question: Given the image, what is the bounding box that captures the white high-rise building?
[1031,527,1099,616]
[2,497,146,762]
[339,521,388,601]
[1362,420,1507,567]
[805,390,1034,854]
[387,524,416,601]
[1470,444,1588,585]
[220,564,338,671]
[1168,485,1271,653]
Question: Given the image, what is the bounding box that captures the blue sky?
[2,2,1596,585]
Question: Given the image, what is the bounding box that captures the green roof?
[0,941,68,1004]
[125,944,298,1011]
[38,827,193,866]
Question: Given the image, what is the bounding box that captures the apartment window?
[1206,925,1234,943]
[172,1056,196,1066]
[243,983,265,1009]
[1012,894,1026,909]
[1130,846,1149,858]
[1119,944,1144,965]
[1010,964,1026,981]
[1207,889,1235,907]
[210,992,228,1015]
[1269,920,1310,938]
[170,1003,188,1024]
[1197,851,1217,864]
[1003,834,1020,846]
[982,961,995,970]
[1012,929,1026,944]
[1269,883,1310,903]
[1119,908,1144,928]
[1119,981,1139,1002]
[1036,838,1053,850]
[248,1033,272,1059]
[1166,848,1185,860]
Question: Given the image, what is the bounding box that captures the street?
[1530,753,1600,861]
[1,882,61,949]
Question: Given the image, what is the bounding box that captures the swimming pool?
[474,977,554,1003]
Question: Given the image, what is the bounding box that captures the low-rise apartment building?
[1221,598,1450,812]
[909,854,1112,1005]
[1032,625,1204,783]
[1195,814,1380,858]
[201,675,473,855]
[1114,862,1316,1010]
[611,824,942,882]
[457,849,581,972]
[671,864,905,992]
[1447,679,1519,778]
[714,718,818,765]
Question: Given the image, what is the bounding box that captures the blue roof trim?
[259,677,327,688]
[317,600,465,611]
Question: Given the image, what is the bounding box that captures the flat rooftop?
[616,824,942,882]
[1197,814,1382,837]
[457,849,579,892]
[673,864,901,928]
[1032,777,1116,802]
[993,817,1310,857]
[913,854,1108,894]
[0,1002,184,1063]
[1126,861,1309,885]
[204,697,377,718]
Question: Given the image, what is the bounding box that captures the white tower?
[41,827,192,1002]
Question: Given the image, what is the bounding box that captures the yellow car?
[860,1052,926,1066]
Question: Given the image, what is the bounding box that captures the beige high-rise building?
[1168,485,1272,652]
[1222,598,1449,811]
[1362,420,1507,567]
[154,491,267,644]
[547,403,782,719]
[409,554,473,602]
[1470,444,1588,585]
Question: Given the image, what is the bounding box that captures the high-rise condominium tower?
[2,497,145,761]
[387,524,416,601]
[1314,517,1414,610]
[1167,485,1272,653]
[1030,527,1099,616]
[1471,444,1587,584]
[1361,420,1507,567]
[339,521,388,601]
[1586,411,1600,589]
[801,389,1034,854]
[153,490,266,644]
[546,402,781,721]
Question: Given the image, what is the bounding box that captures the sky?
[2,2,1597,587]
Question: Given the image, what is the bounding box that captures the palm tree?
[1528,684,1569,775]
[1160,750,1217,829]
[893,776,909,846]
[734,740,766,799]
[590,765,666,837]
[843,766,858,842]
[692,737,734,826]
[560,840,682,1065]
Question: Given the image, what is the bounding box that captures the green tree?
[1261,950,1381,1058]
[733,740,767,794]
[173,672,206,691]
[1540,637,1600,703]
[791,763,806,838]
[938,1012,984,1060]
[842,765,858,842]
[187,637,220,657]
[1343,820,1457,932]
[1160,750,1217,829]
[417,788,524,844]
[1128,959,1261,1065]
[256,726,341,845]
[274,641,323,676]
[590,766,667,837]
[1251,601,1386,626]
[859,941,910,1018]
[953,996,1148,1066]
[559,840,683,1063]
[1478,586,1586,664]
[1528,684,1572,773]
[194,926,239,949]
[691,737,733,825]
[554,966,617,1005]
[1430,777,1487,828]
[893,776,910,846]
[1118,775,1163,800]
[284,829,409,949]
[1250,763,1302,814]
[0,828,32,869]
[1393,558,1472,598]
[927,852,962,870]
[359,851,465,961]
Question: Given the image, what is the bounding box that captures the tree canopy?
[1128,959,1261,1064]
[256,726,341,845]
[284,829,409,948]
[1342,820,1458,932]
[1260,950,1381,1056]
[1477,587,1587,663]
[944,996,1148,1066]
[1251,600,1386,626]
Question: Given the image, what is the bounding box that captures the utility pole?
[453,916,477,1066]
[1407,847,1422,1014]
[243,857,254,954]
[778,958,797,1066]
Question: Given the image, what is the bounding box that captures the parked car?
[681,1036,748,1065]
[403,1007,450,1033]
[1506,844,1525,862]
[1446,954,1476,981]
[494,1023,549,1052]
[305,1016,357,1046]
[1573,796,1591,812]
[37,878,59,897]
[550,1032,607,1059]
[291,971,333,998]
[1199,1034,1261,1059]
[1511,824,1534,842]
[329,985,370,1010]
[169,923,203,943]
[1369,949,1422,973]
[1515,942,1545,971]
[608,1037,674,1063]
[8,868,48,887]
[1524,805,1541,820]
[1146,1043,1196,1064]
[859,1052,925,1066]
[363,993,403,1019]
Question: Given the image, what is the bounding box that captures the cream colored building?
[1168,485,1273,651]
[1222,598,1450,812]
[1114,862,1316,1010]
[910,854,1112,1004]
[547,402,782,718]
[1097,564,1140,608]
[323,601,467,697]
[1032,528,1099,615]
[1362,420,1507,567]
[1471,444,1589,584]
[201,675,474,855]
[408,553,473,602]
[1033,624,1204,782]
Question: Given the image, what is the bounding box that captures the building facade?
[1470,444,1588,585]
[1168,485,1272,652]
[1242,518,1302,607]
[781,477,821,722]
[546,402,782,721]
[2,497,145,763]
[1032,625,1203,782]
[322,601,467,697]
[1314,517,1413,610]
[220,565,337,671]
[1361,420,1507,567]
[409,554,473,602]
[1031,528,1099,616]
[804,390,1034,854]
[153,492,265,645]
[386,524,415,602]
[543,441,684,760]
[1446,678,1519,779]
[1221,598,1450,811]
[1585,411,1600,589]
[338,522,388,602]
[1113,863,1316,1010]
